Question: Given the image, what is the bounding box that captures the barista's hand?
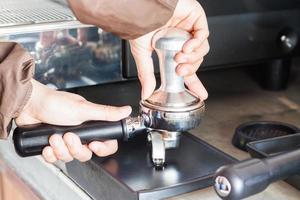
[130,0,209,100]
[15,79,132,163]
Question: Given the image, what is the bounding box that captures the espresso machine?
[3,0,300,199]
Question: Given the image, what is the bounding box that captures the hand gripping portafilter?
[12,28,204,166]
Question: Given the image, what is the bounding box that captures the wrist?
[16,79,50,125]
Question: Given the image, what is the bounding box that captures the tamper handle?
[153,28,192,93]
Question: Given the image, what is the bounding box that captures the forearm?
[0,43,35,138]
[67,0,178,40]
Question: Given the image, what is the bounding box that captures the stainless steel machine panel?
[0,0,74,27]
[2,27,124,89]
[0,0,88,35]
[0,0,125,89]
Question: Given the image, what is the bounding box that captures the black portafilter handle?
[214,149,300,200]
[13,118,143,157]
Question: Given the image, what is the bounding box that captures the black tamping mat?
[66,132,236,200]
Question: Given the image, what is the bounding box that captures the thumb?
[129,40,156,100]
[81,102,132,122]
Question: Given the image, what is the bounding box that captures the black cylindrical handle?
[214,149,300,200]
[13,120,126,157]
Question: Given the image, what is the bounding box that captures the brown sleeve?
[67,0,178,40]
[0,43,35,139]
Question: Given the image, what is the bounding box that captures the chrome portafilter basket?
[140,28,205,166]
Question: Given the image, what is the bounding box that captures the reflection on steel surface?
[8,27,123,89]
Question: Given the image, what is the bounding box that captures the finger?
[182,29,209,54]
[89,140,118,157]
[175,5,201,31]
[176,61,203,77]
[181,12,209,53]
[129,39,156,99]
[59,91,86,102]
[42,146,57,163]
[184,74,208,100]
[137,59,156,100]
[63,132,93,162]
[81,103,132,122]
[175,40,209,64]
[49,134,73,162]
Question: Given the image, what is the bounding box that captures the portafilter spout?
[140,28,205,166]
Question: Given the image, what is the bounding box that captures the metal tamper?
[140,28,205,166]
[12,28,204,167]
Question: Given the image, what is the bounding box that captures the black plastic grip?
[214,149,300,200]
[13,120,126,157]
